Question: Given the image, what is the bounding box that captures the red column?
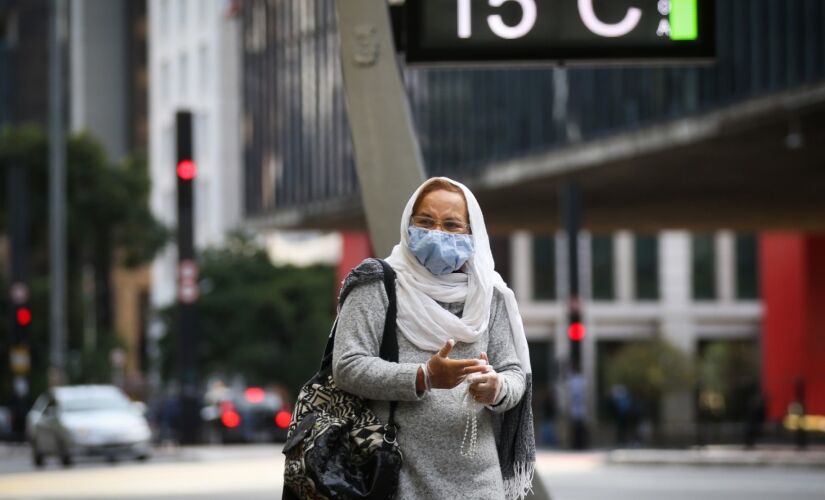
[336,232,374,297]
[761,233,825,420]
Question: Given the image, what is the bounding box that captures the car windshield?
[56,388,132,412]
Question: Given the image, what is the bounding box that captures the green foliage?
[605,338,694,404]
[0,126,168,272]
[697,341,759,420]
[0,125,168,402]
[159,234,336,398]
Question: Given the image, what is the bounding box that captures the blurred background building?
[147,0,243,308]
[0,0,154,389]
[1,0,823,449]
[237,0,825,445]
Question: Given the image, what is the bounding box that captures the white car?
[26,385,152,467]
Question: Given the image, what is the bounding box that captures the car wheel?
[58,442,73,467]
[204,425,223,445]
[31,443,45,468]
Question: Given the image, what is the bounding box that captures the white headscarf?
[385,177,531,375]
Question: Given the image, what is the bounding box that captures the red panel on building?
[761,233,825,420]
[336,232,374,299]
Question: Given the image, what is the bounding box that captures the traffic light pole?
[7,162,31,438]
[175,111,201,444]
[48,0,68,387]
[562,181,583,372]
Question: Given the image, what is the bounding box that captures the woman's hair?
[411,179,468,219]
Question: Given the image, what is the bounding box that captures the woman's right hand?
[426,339,489,390]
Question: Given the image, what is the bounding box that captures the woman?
[333,177,536,499]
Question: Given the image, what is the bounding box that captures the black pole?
[562,181,582,371]
[8,162,30,440]
[794,378,807,450]
[175,110,200,444]
[561,180,588,450]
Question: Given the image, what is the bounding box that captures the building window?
[160,62,170,102]
[692,234,716,300]
[591,234,614,300]
[490,235,512,287]
[178,0,187,32]
[735,234,759,300]
[532,234,556,301]
[198,0,210,24]
[633,234,658,300]
[179,53,188,98]
[198,45,209,94]
[160,0,169,38]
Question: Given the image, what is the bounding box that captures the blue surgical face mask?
[407,226,474,276]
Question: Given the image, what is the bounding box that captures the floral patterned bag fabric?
[283,259,402,500]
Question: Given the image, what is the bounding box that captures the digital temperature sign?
[405,0,715,64]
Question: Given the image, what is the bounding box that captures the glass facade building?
[242,0,825,219]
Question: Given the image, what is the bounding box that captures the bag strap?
[321,259,400,424]
[377,259,398,363]
[377,260,400,427]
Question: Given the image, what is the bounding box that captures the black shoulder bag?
[283,259,402,500]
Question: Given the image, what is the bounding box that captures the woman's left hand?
[468,352,502,406]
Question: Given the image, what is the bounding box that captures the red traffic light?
[275,410,291,429]
[176,159,197,180]
[16,307,31,327]
[567,322,585,342]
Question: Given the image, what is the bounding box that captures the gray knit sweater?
[332,270,526,499]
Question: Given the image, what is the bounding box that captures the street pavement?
[0,443,823,499]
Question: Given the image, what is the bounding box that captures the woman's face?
[413,189,469,232]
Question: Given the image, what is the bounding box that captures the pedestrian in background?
[567,368,588,450]
[332,177,536,499]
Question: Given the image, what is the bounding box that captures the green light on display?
[670,0,699,41]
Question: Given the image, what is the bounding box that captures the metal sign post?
[48,0,68,388]
[175,110,201,444]
[336,0,426,258]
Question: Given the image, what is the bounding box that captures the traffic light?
[567,299,584,371]
[175,110,201,444]
[176,159,197,181]
[15,306,32,327]
[567,312,585,342]
[7,160,31,428]
[176,110,195,262]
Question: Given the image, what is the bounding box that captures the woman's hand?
[426,339,489,390]
[468,352,502,406]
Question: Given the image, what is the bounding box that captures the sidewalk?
[604,445,825,468]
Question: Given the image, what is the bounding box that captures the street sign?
[405,0,714,64]
[9,282,29,305]
[10,346,30,375]
[178,259,200,304]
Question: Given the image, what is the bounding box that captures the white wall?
[148,0,243,309]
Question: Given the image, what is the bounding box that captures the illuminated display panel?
[405,0,715,65]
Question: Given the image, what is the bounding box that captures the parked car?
[26,385,152,467]
[201,385,291,444]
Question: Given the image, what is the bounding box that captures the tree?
[697,340,759,421]
[605,338,694,421]
[158,233,336,398]
[0,125,168,402]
